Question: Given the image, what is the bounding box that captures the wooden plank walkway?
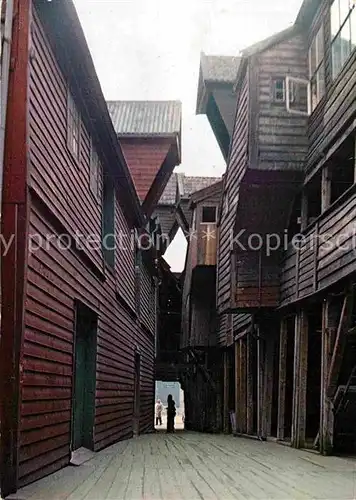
[8,431,356,499]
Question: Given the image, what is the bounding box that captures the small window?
[90,145,101,201]
[102,177,115,268]
[273,78,286,102]
[202,206,216,223]
[67,90,81,160]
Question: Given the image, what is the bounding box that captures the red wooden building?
[0,0,181,496]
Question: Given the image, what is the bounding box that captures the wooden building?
[0,0,181,496]
[179,179,223,432]
[196,0,356,452]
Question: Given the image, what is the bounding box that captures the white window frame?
[308,25,325,110]
[67,90,81,160]
[286,76,311,116]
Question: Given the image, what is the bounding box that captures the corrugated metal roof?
[200,53,241,84]
[107,100,182,136]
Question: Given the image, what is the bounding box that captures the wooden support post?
[301,190,308,232]
[234,340,240,434]
[246,334,254,435]
[240,339,247,434]
[320,298,338,455]
[353,138,356,184]
[257,328,263,437]
[277,319,288,440]
[321,165,331,213]
[262,336,274,439]
[223,350,230,433]
[292,310,308,448]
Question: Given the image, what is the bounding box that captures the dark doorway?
[133,352,141,436]
[72,302,98,451]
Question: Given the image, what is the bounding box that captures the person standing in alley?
[166,394,176,433]
[155,399,163,426]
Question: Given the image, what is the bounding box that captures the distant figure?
[155,399,163,426]
[166,394,176,433]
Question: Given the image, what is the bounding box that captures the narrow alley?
[8,432,356,500]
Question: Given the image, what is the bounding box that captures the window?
[67,90,81,159]
[286,76,310,115]
[331,0,356,79]
[273,78,286,102]
[102,177,115,268]
[90,145,101,201]
[202,206,216,223]
[309,25,325,110]
[134,241,141,315]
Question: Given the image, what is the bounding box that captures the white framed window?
[272,78,286,102]
[67,90,81,160]
[286,76,310,116]
[90,144,101,201]
[309,25,325,111]
[331,0,356,79]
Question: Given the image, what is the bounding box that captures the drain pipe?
[0,0,14,209]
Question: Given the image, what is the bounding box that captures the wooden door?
[72,302,97,450]
[133,352,141,436]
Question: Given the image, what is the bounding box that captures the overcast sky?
[74,0,303,272]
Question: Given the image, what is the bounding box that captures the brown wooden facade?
[195,0,356,452]
[0,1,181,496]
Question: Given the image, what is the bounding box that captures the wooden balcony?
[280,187,356,307]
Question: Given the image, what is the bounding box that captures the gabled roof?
[107,100,182,137]
[177,174,221,199]
[295,0,322,28]
[189,180,223,206]
[200,53,241,84]
[158,173,178,205]
[241,26,296,58]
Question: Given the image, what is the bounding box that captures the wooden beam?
[321,165,331,213]
[234,340,240,434]
[320,298,339,455]
[0,0,31,496]
[223,350,230,433]
[246,334,254,435]
[292,310,308,448]
[327,290,354,398]
[300,190,308,232]
[257,328,263,437]
[277,319,288,440]
[239,339,247,434]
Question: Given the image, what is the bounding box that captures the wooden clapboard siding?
[18,10,155,488]
[140,263,156,335]
[29,15,103,272]
[280,188,356,307]
[256,34,308,171]
[217,71,249,344]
